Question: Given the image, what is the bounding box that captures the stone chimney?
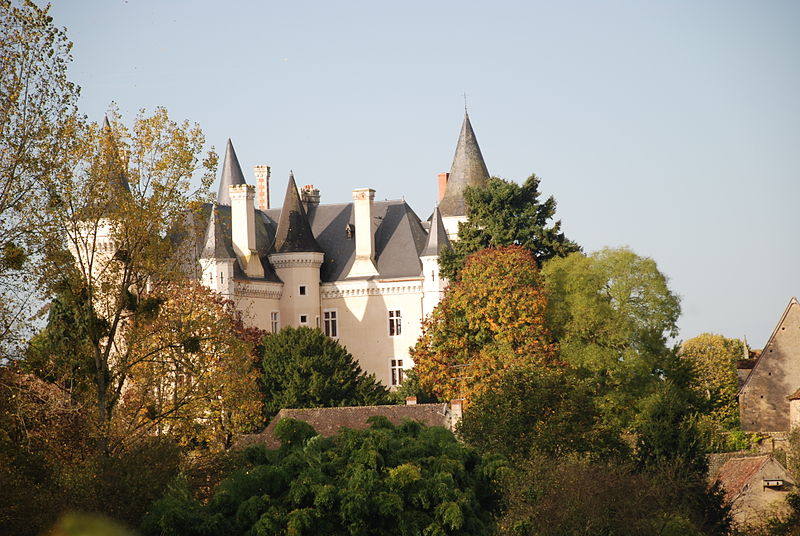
[229,183,264,278]
[347,188,379,278]
[405,396,417,405]
[300,184,320,209]
[254,165,270,210]
[449,399,464,431]
[437,172,449,202]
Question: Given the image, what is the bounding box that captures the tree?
[541,247,681,429]
[412,246,555,403]
[0,0,81,358]
[497,455,730,536]
[458,366,627,463]
[30,107,219,453]
[260,327,390,418]
[142,418,504,536]
[680,333,744,431]
[438,174,580,280]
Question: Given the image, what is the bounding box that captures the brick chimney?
[300,184,320,209]
[405,396,417,405]
[437,172,449,202]
[254,165,270,210]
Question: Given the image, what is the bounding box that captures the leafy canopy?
[143,418,504,536]
[680,333,744,430]
[458,366,628,463]
[439,174,579,280]
[541,247,681,429]
[412,246,555,403]
[261,327,390,418]
[0,0,81,358]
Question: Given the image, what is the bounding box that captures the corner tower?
[269,172,324,329]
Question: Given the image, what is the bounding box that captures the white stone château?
[191,112,488,386]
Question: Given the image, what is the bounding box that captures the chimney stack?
[405,396,418,405]
[229,183,264,278]
[254,165,271,210]
[300,184,320,208]
[449,399,463,430]
[437,172,449,202]
[347,188,379,278]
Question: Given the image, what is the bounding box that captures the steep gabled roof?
[421,206,451,257]
[216,139,247,206]
[438,111,490,218]
[273,172,323,254]
[739,297,800,394]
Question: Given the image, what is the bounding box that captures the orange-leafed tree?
[411,245,555,403]
[114,281,263,452]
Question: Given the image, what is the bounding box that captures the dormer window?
[345,224,354,239]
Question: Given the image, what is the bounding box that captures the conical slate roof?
[273,172,323,253]
[216,139,247,205]
[438,112,489,218]
[200,204,236,259]
[100,116,131,193]
[421,206,451,256]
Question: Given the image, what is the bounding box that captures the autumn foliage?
[412,246,555,403]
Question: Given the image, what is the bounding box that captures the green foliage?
[498,456,730,536]
[634,380,709,476]
[439,174,579,280]
[458,366,628,463]
[680,333,744,433]
[542,247,682,429]
[143,419,503,536]
[390,367,440,404]
[261,327,390,418]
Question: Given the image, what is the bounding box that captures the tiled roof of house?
[713,455,770,502]
[237,403,450,449]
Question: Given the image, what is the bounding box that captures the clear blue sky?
[50,1,799,348]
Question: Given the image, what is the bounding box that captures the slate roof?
[216,139,247,206]
[438,111,489,218]
[273,173,324,254]
[100,116,131,194]
[421,206,451,257]
[265,198,429,281]
[236,403,450,449]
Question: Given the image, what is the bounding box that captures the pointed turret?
[216,139,247,205]
[200,205,235,259]
[438,112,489,218]
[100,116,130,193]
[421,206,451,257]
[273,172,323,253]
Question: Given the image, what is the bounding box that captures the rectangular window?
[299,285,307,296]
[391,358,404,386]
[389,310,401,336]
[299,314,308,325]
[323,310,338,337]
[270,311,279,333]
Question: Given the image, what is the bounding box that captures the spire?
[438,111,489,218]
[99,116,130,193]
[216,139,247,205]
[273,172,323,253]
[422,206,451,256]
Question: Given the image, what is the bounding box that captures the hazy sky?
[49,1,799,347]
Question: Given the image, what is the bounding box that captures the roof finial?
[463,92,468,114]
